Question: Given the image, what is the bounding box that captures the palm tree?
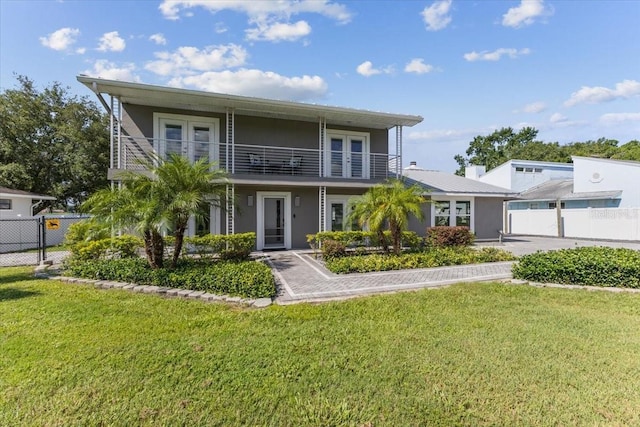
[348,179,426,255]
[82,154,228,269]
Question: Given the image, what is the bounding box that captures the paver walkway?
[267,251,513,303]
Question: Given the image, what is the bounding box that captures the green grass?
[2,266,640,426]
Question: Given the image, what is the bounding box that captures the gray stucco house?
[403,163,516,240]
[78,76,423,249]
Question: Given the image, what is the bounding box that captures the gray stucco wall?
[407,199,431,237]
[474,197,505,239]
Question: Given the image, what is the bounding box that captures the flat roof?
[77,76,423,130]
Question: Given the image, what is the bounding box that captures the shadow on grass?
[0,287,40,301]
[0,273,38,285]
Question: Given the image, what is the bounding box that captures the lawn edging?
[43,272,273,308]
[506,278,640,294]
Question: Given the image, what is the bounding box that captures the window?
[515,167,524,172]
[534,168,543,173]
[548,202,565,209]
[0,199,11,210]
[433,198,474,232]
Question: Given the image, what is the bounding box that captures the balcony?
[109,136,398,182]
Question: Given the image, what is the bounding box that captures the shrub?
[63,257,276,298]
[64,220,110,255]
[322,239,346,259]
[512,247,640,288]
[426,226,475,247]
[307,230,422,252]
[325,247,515,274]
[72,235,143,261]
[184,232,255,261]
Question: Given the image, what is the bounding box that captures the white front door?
[257,192,291,250]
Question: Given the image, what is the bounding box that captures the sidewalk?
[267,251,514,303]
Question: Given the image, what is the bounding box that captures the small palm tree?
[348,179,426,255]
[82,154,228,269]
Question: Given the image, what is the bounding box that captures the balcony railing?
[112,136,398,180]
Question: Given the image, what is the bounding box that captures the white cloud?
[168,69,327,101]
[502,0,552,28]
[246,20,311,42]
[83,60,140,82]
[97,31,126,52]
[149,33,167,45]
[521,101,547,113]
[76,47,87,55]
[404,58,434,74]
[159,0,352,23]
[356,61,393,77]
[145,44,248,76]
[464,47,531,62]
[564,80,640,107]
[40,27,80,51]
[600,112,640,125]
[215,22,228,34]
[549,113,567,123]
[421,0,452,31]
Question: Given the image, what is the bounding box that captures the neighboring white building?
[0,187,56,219]
[467,157,640,240]
[466,160,574,193]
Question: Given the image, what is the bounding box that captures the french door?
[327,133,369,179]
[156,114,218,164]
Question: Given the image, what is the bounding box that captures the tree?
[612,140,640,161]
[562,137,619,159]
[349,179,425,255]
[0,75,109,208]
[454,127,539,175]
[82,154,228,269]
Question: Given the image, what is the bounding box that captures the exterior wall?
[510,199,620,210]
[508,208,640,241]
[474,197,504,239]
[123,104,225,141]
[476,160,573,192]
[0,197,34,219]
[407,201,430,237]
[573,157,640,208]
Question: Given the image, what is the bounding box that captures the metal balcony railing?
[111,137,397,180]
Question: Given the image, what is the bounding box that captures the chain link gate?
[0,216,87,266]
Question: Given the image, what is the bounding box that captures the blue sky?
[1,0,639,172]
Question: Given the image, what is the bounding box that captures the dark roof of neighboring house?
[518,179,622,201]
[0,187,56,200]
[77,75,423,129]
[403,167,517,197]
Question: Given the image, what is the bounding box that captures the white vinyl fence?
[507,208,640,241]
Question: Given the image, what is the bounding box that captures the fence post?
[41,216,47,263]
[37,217,42,264]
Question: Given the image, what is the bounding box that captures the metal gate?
[0,216,86,266]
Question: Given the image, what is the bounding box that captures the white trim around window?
[325,129,370,179]
[431,196,475,233]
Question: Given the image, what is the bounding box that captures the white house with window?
[0,187,56,219]
[466,159,574,193]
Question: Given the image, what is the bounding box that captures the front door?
[257,192,291,250]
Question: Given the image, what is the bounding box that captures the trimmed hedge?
[512,247,640,288]
[185,232,256,261]
[63,257,276,298]
[307,230,423,251]
[426,226,475,247]
[69,235,143,261]
[325,247,515,274]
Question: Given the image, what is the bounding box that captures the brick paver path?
[267,251,514,303]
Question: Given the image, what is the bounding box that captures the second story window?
[326,130,370,179]
[154,113,219,165]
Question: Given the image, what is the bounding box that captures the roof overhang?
[425,191,518,199]
[77,75,423,130]
[0,191,56,201]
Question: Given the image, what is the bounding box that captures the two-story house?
[78,76,423,250]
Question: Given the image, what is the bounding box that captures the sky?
[1,0,639,173]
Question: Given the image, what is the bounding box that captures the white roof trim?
[77,76,423,129]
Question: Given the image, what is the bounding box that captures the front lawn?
[2,266,640,425]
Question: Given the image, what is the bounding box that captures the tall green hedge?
[512,247,640,288]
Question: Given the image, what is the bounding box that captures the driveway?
[477,235,640,257]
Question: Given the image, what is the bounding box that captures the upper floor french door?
[326,131,370,179]
[154,113,219,164]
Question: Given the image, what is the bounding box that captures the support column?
[318,186,327,233]
[225,108,235,173]
[226,184,235,235]
[395,125,403,178]
[318,117,326,177]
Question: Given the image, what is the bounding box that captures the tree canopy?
[0,75,110,208]
[454,126,639,176]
